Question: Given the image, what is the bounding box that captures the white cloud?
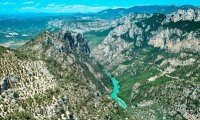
[0,1,15,5]
[23,1,34,5]
[44,4,114,13]
[21,7,36,10]
[20,4,123,13]
[47,3,66,7]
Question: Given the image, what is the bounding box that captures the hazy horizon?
[0,0,200,14]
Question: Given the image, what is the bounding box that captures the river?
[104,70,127,109]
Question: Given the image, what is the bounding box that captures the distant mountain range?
[1,5,199,19]
[94,5,200,19]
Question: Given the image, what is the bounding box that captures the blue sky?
[0,0,200,14]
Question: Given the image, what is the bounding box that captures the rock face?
[164,9,200,23]
[92,14,151,69]
[0,31,125,119]
[148,28,200,52]
[21,31,90,58]
[92,10,200,68]
[92,8,200,119]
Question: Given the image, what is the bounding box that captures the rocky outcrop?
[92,14,151,69]
[148,28,200,52]
[22,31,90,57]
[164,9,200,23]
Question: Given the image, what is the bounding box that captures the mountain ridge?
[0,30,130,119]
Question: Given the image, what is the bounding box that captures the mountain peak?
[21,30,90,60]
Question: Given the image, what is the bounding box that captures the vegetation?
[165,20,200,32]
[0,46,10,57]
[3,111,36,120]
[84,27,115,49]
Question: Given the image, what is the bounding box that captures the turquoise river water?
[104,70,127,109]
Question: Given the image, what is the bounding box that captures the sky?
[0,0,200,14]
